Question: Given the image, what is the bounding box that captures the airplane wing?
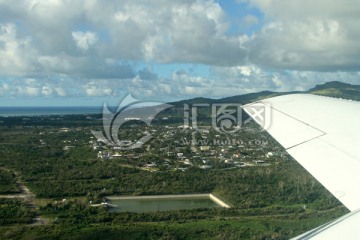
[242,94,360,239]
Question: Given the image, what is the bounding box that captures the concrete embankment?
[106,193,231,208]
[106,194,210,200]
[90,202,118,208]
[209,194,231,208]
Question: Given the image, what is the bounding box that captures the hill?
[170,91,295,107]
[169,81,360,107]
[307,81,360,101]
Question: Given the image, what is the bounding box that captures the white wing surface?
[243,94,360,239]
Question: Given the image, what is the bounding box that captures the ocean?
[0,106,103,117]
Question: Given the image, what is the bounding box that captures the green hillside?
[172,81,360,106]
[308,81,360,101]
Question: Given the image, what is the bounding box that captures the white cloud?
[82,81,114,97]
[245,0,360,71]
[54,87,67,97]
[72,31,98,51]
[0,23,37,76]
[0,0,359,75]
[84,88,112,97]
[1,0,360,103]
[17,86,40,97]
[37,56,74,73]
[41,85,53,96]
[0,0,248,77]
[212,65,360,94]
[249,18,360,70]
[0,83,9,96]
[243,14,259,26]
[244,0,360,20]
[1,65,360,102]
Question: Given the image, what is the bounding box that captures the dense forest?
[0,113,349,239]
[0,169,20,194]
[0,199,35,225]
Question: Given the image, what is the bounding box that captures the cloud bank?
[0,0,359,104]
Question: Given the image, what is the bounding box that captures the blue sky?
[219,0,264,35]
[0,0,360,106]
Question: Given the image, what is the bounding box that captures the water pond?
[108,196,220,213]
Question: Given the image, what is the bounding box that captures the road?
[0,167,48,225]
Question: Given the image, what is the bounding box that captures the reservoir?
[107,194,224,213]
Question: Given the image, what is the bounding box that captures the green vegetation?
[0,199,35,225]
[0,204,347,239]
[0,169,20,194]
[0,114,348,239]
[308,81,360,101]
[0,81,357,239]
[0,121,336,209]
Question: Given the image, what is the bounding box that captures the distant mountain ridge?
[170,81,360,106]
[307,81,360,101]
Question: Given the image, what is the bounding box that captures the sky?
[1,0,360,106]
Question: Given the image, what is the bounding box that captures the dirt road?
[0,167,48,225]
